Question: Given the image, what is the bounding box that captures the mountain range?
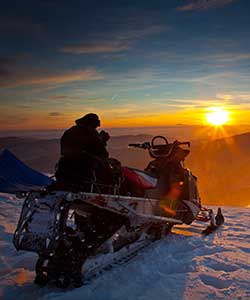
[0,132,249,206]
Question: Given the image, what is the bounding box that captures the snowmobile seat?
[121,167,157,190]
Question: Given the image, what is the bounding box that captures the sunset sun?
[205,107,230,126]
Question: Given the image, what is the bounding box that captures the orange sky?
[2,106,246,128]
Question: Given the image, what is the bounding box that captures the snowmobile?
[0,136,224,288]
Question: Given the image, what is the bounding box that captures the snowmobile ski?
[202,207,224,235]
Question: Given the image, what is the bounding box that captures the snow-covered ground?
[0,193,249,300]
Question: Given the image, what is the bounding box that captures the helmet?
[75,113,100,128]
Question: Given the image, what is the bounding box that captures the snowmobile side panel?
[13,190,182,255]
[66,192,183,225]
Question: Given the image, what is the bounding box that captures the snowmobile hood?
[0,148,53,194]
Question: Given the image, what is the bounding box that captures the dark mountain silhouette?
[0,132,249,206]
[0,137,59,173]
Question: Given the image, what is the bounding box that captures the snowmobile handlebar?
[128,136,190,158]
[128,142,151,149]
[128,140,190,150]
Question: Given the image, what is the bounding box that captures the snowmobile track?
[83,221,225,284]
[83,237,154,283]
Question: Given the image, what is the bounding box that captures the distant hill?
[0,134,153,173]
[186,132,250,206]
[0,136,60,173]
[0,132,250,206]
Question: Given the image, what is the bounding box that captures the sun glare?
[205,107,230,126]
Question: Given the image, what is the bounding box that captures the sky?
[0,0,250,130]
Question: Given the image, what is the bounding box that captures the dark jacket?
[60,125,108,159]
[55,124,109,184]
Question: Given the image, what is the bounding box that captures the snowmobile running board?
[65,191,183,225]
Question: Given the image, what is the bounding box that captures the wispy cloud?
[104,67,237,87]
[0,56,17,79]
[118,25,167,40]
[0,68,103,88]
[61,25,166,54]
[213,53,250,63]
[216,93,232,100]
[49,112,64,117]
[62,41,130,55]
[177,0,235,12]
[216,92,250,104]
[0,16,45,36]
[15,104,31,109]
[48,95,69,100]
[145,48,250,65]
[0,57,17,66]
[0,115,30,126]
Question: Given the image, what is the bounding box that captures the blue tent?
[0,149,53,193]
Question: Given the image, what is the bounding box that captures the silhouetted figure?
[99,130,110,146]
[55,113,112,190]
[47,114,113,286]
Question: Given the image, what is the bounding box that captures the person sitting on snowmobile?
[54,113,113,190]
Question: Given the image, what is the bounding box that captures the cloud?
[0,115,30,126]
[0,56,17,79]
[216,94,232,100]
[61,25,166,55]
[145,49,250,66]
[203,53,250,64]
[216,93,250,104]
[0,68,103,88]
[63,44,127,55]
[15,104,31,109]
[0,17,45,36]
[118,25,167,40]
[49,112,64,117]
[62,41,131,55]
[177,0,235,11]
[0,68,9,79]
[48,95,69,100]
[0,16,45,35]
[0,57,17,66]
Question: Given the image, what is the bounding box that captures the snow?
[0,193,249,300]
